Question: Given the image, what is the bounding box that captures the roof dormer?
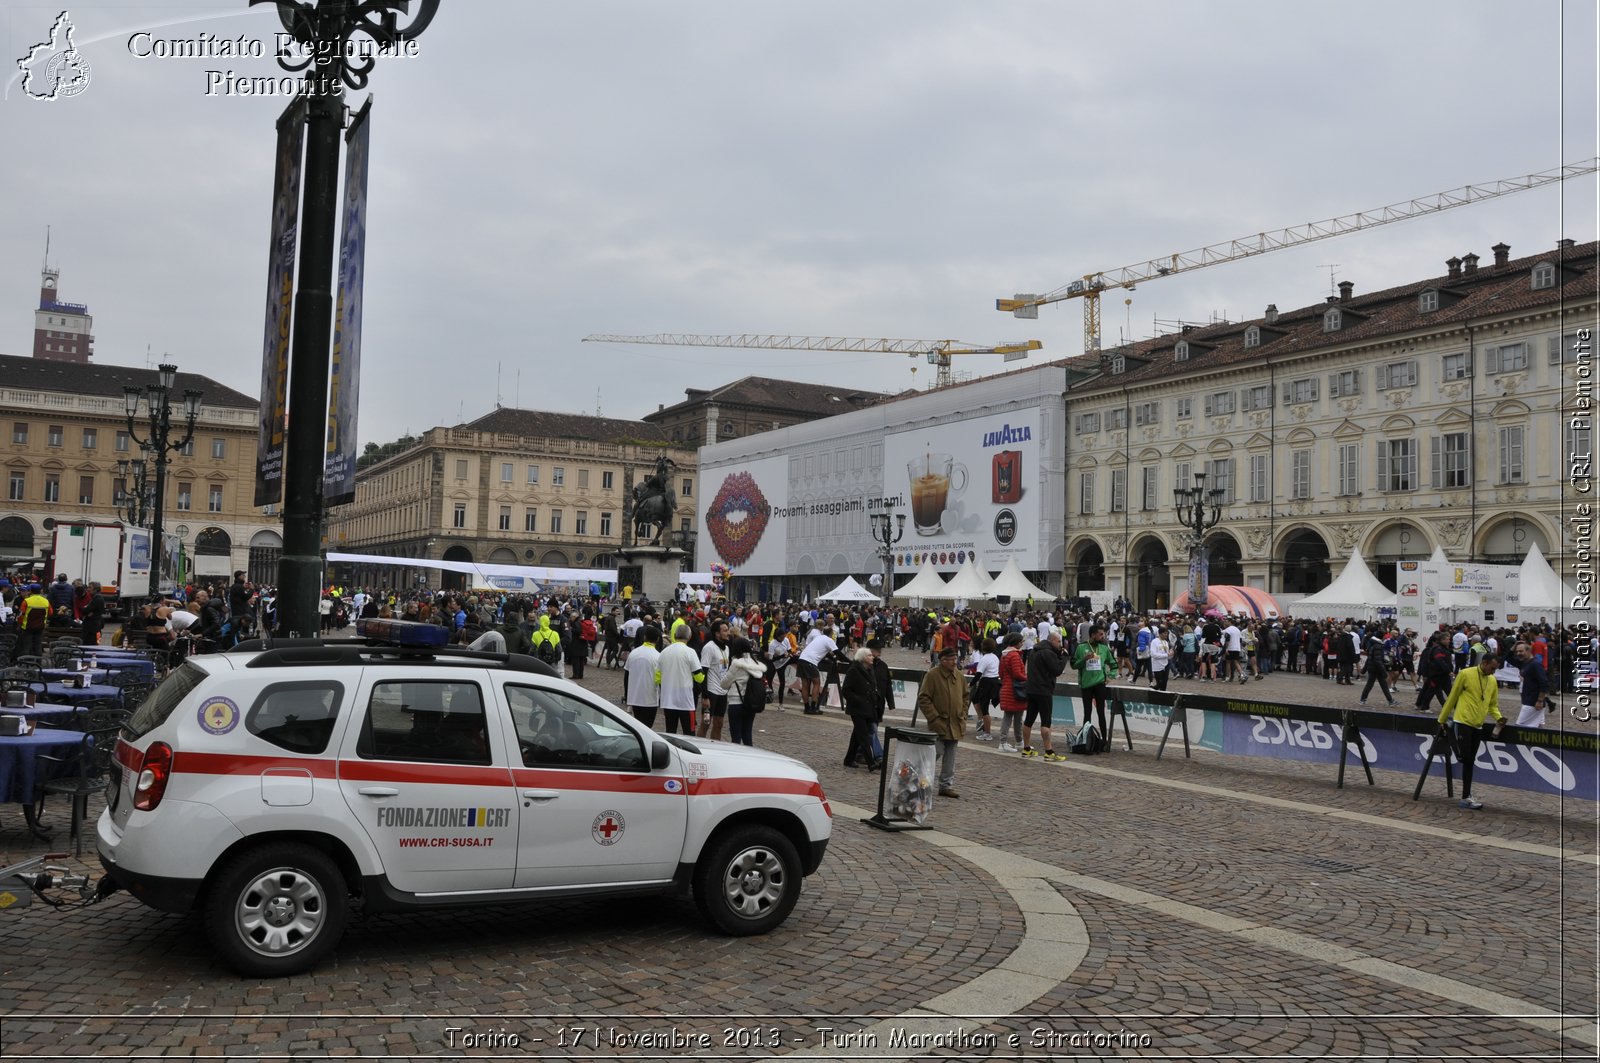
[1418,286,1465,313]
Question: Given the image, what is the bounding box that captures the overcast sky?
[3,1,1596,446]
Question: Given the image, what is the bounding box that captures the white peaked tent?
[982,557,1052,601]
[941,556,993,600]
[1288,547,1396,619]
[1428,544,1482,613]
[817,575,882,603]
[893,560,953,600]
[1517,542,1580,612]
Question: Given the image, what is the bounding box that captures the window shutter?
[1407,359,1419,387]
[1328,373,1340,399]
[1282,382,1293,405]
[1309,379,1319,402]
[1227,458,1237,504]
[1430,436,1440,489]
[1376,365,1389,391]
[1550,335,1562,364]
[1204,395,1213,417]
[1485,346,1501,374]
[1350,368,1360,392]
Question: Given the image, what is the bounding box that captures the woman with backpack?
[724,638,766,747]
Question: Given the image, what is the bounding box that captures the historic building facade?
[0,353,282,584]
[326,407,698,591]
[1061,237,1597,610]
[643,375,892,447]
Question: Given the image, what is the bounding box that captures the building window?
[81,428,97,450]
[1106,408,1127,430]
[526,464,539,485]
[178,438,194,457]
[1242,385,1270,412]
[1175,398,1192,420]
[1328,369,1360,398]
[1338,444,1359,497]
[1377,361,1417,389]
[1568,420,1593,479]
[1487,342,1528,373]
[1433,432,1470,489]
[1134,401,1160,426]
[1175,341,1190,362]
[211,437,226,459]
[1498,426,1524,484]
[1110,469,1126,513]
[455,459,468,480]
[208,485,223,512]
[47,425,63,447]
[1141,467,1157,510]
[1324,308,1342,332]
[1291,450,1311,499]
[1284,377,1319,404]
[1378,439,1417,492]
[1550,331,1586,364]
[601,471,614,491]
[1203,391,1235,417]
[75,475,93,504]
[553,467,565,487]
[681,477,693,497]
[1442,352,1472,380]
[1174,462,1190,493]
[1419,290,1439,312]
[1077,472,1094,515]
[112,476,126,502]
[177,482,193,511]
[1204,459,1235,504]
[1532,262,1556,290]
[1249,454,1268,502]
[575,511,589,535]
[524,508,537,532]
[452,503,466,528]
[498,506,511,531]
[1243,326,1260,349]
[1075,412,1101,434]
[578,469,590,489]
[7,473,23,501]
[11,423,25,445]
[680,517,691,534]
[43,475,60,503]
[500,462,514,483]
[114,430,130,453]
[600,511,613,537]
[550,510,563,533]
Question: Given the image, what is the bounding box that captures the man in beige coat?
[917,645,967,798]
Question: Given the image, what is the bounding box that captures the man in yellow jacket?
[1438,650,1506,810]
[17,584,52,660]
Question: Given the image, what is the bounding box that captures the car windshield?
[125,662,206,739]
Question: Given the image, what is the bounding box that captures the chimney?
[1181,324,1195,334]
[1558,237,1576,251]
[1325,295,1338,305]
[1446,256,1462,279]
[1462,252,1480,275]
[1491,242,1510,267]
[1264,303,1278,324]
[1337,280,1353,303]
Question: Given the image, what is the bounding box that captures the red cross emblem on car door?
[591,810,625,845]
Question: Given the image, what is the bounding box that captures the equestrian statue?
[631,454,678,547]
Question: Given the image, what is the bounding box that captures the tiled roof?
[0,354,258,408]
[643,375,891,421]
[463,406,681,446]
[1073,239,1598,392]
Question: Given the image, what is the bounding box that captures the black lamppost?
[1173,470,1225,610]
[869,507,907,601]
[124,365,203,598]
[114,446,155,527]
[251,0,439,636]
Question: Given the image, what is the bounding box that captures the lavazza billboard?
[697,365,1068,581]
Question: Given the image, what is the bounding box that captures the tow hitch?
[0,854,118,910]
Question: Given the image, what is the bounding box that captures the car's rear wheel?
[204,843,347,977]
[694,826,801,935]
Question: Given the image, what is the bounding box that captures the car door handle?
[522,789,560,801]
[358,786,400,797]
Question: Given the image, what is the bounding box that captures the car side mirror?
[651,740,671,771]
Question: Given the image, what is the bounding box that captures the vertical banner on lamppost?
[254,96,306,508]
[324,98,371,507]
[1189,544,1210,607]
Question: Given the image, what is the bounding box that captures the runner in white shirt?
[1222,622,1245,683]
[796,627,838,713]
[1038,618,1055,644]
[623,627,662,729]
[655,628,703,735]
[971,642,1001,741]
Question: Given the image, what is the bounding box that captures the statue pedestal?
[615,545,687,605]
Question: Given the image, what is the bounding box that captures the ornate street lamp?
[869,507,907,602]
[1173,470,1226,610]
[249,0,439,636]
[124,364,203,598]
[114,445,155,527]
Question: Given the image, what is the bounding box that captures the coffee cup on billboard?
[908,453,968,536]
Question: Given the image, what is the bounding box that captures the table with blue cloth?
[0,729,87,839]
[79,654,157,678]
[4,703,86,726]
[40,667,117,684]
[40,682,122,705]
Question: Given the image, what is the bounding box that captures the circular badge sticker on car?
[592,810,626,845]
[663,779,683,794]
[197,696,240,735]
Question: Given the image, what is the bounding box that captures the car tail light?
[133,742,173,811]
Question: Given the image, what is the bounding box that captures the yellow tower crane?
[581,333,1043,388]
[998,157,1600,354]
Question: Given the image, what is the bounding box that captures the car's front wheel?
[694,826,802,935]
[204,843,348,977]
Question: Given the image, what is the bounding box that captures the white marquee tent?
[941,556,993,601]
[1287,548,1396,619]
[892,560,953,601]
[816,575,882,603]
[981,558,1052,601]
[1517,542,1580,613]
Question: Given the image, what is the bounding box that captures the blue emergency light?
[355,617,451,648]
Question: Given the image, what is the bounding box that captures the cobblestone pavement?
[2,647,1595,1060]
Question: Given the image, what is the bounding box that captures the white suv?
[98,621,832,977]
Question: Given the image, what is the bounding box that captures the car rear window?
[124,662,206,739]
